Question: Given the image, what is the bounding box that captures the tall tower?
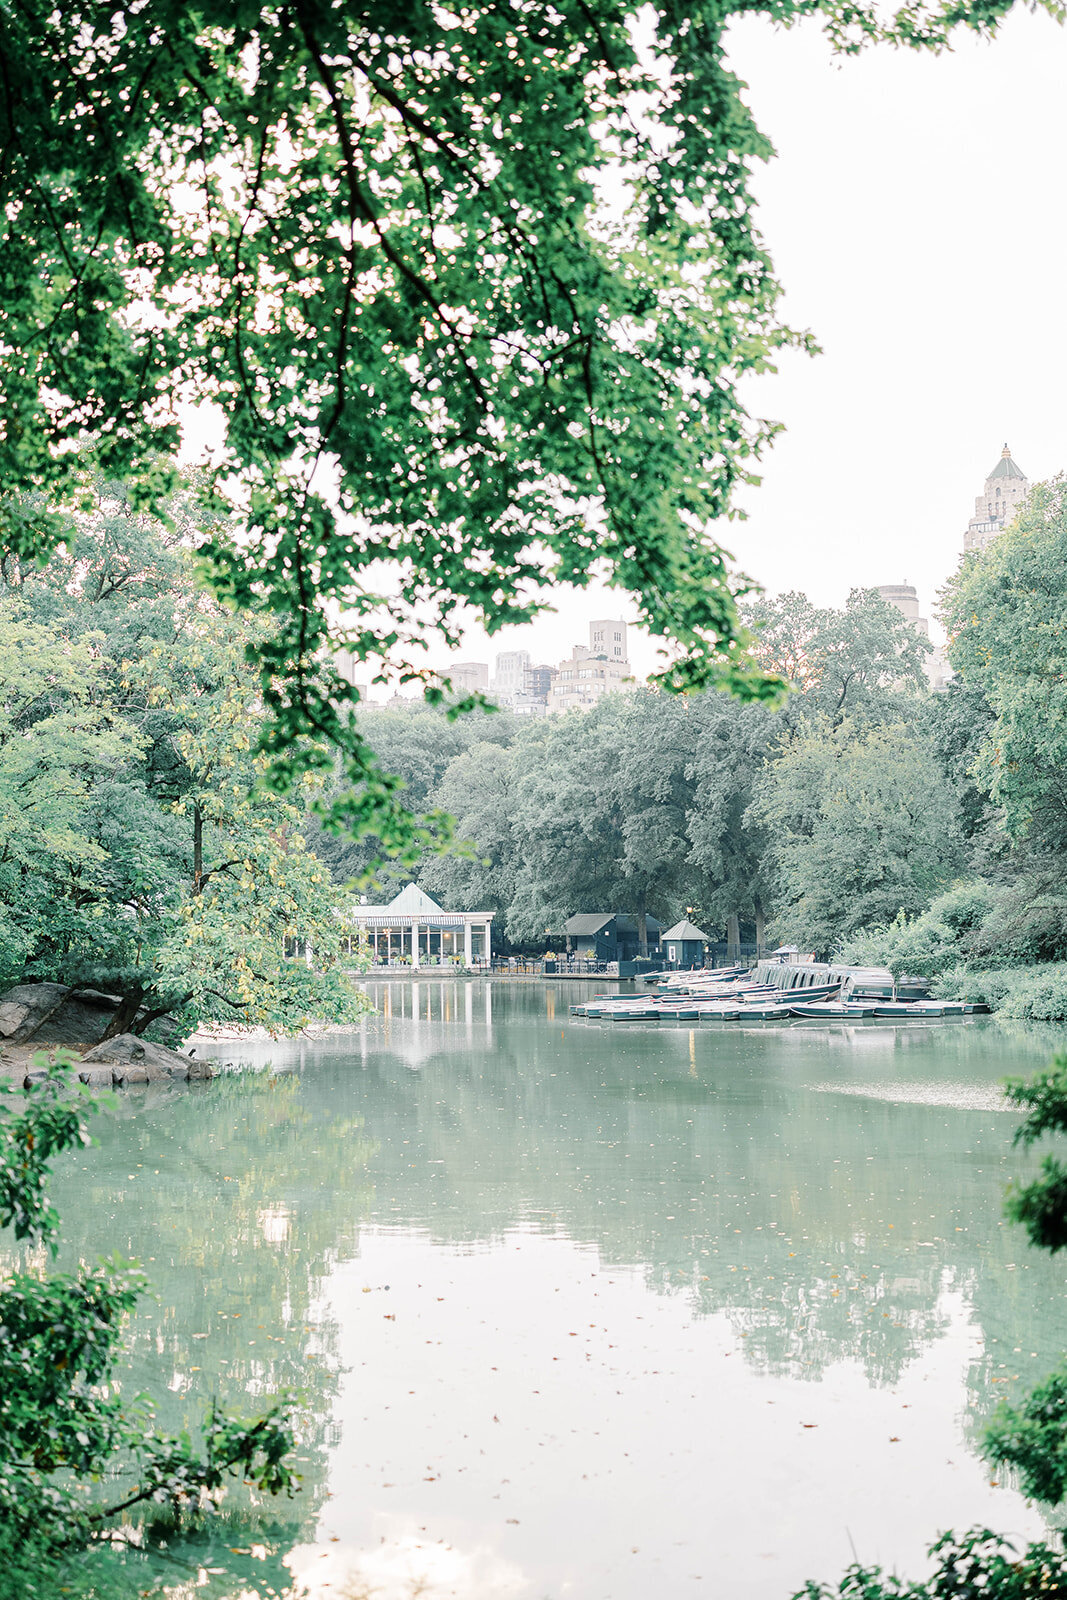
[965,444,1029,553]
[875,583,951,690]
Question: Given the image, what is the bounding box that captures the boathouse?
[564,912,662,961]
[347,884,493,967]
[661,919,710,968]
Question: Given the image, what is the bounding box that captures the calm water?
[31,981,1067,1598]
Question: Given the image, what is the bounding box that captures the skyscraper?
[964,444,1030,553]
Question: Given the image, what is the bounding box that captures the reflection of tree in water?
[21,1072,376,1567]
[327,982,1063,1397]
[13,980,1061,1592]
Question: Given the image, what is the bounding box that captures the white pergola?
[346,883,493,968]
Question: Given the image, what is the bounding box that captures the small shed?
[661,919,710,968]
[564,913,662,961]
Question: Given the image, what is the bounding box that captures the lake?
[36,979,1067,1598]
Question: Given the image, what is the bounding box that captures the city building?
[546,619,634,712]
[439,620,635,716]
[547,653,633,711]
[964,444,1030,553]
[524,664,555,701]
[589,619,628,663]
[332,646,373,703]
[875,583,951,691]
[446,661,489,695]
[491,649,531,698]
[503,663,557,716]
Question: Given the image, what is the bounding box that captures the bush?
[997,967,1067,1022]
[932,966,1023,1007]
[793,1528,1067,1598]
[835,882,997,979]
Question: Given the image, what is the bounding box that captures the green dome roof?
[988,444,1026,482]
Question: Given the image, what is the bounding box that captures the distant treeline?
[314,478,1067,996]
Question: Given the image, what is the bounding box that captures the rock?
[0,983,71,1043]
[22,1061,51,1085]
[68,989,121,1010]
[77,1064,116,1088]
[81,1032,194,1082]
[32,989,125,1049]
[111,1062,150,1084]
[186,1057,214,1081]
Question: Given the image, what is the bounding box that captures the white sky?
[425,7,1067,680]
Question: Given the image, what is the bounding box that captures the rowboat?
[789,1001,877,1019]
[732,1001,796,1021]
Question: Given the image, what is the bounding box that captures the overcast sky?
[416,6,1067,682]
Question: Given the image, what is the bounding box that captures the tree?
[793,1529,1067,1600]
[310,701,517,893]
[682,693,776,948]
[0,603,145,980]
[0,483,367,1040]
[924,677,998,844]
[944,477,1067,853]
[748,588,930,735]
[751,720,963,955]
[419,740,524,922]
[0,0,1035,846]
[505,693,692,951]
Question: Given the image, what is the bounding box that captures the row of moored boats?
[569,965,987,1023]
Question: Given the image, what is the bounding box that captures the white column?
[464,919,473,968]
[411,919,420,967]
[484,919,492,965]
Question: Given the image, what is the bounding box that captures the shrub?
[836,881,997,980]
[997,967,1067,1022]
[932,966,1023,1008]
[793,1528,1067,1598]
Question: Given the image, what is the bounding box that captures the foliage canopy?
[945,476,1067,852]
[0,481,368,1039]
[0,0,1046,839]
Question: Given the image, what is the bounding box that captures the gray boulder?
[81,1033,203,1082]
[111,1062,154,1085]
[77,1064,117,1088]
[0,983,71,1043]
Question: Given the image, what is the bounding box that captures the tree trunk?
[193,802,203,893]
[726,911,740,962]
[636,907,648,958]
[97,986,145,1043]
[754,894,766,957]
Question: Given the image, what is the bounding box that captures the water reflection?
[18,980,1067,1597]
[329,986,1063,1407]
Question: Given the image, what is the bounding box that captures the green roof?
[988,444,1026,482]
